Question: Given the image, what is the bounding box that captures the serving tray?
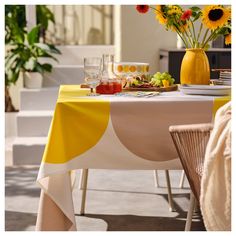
[123,84,178,92]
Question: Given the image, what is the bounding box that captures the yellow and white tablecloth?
[36,85,230,231]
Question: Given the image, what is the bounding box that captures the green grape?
[150,72,175,86]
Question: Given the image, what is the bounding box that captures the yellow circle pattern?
[43,98,110,164]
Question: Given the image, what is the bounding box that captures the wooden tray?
[123,84,178,92]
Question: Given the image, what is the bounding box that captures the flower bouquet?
[136,5,231,48]
[136,5,231,85]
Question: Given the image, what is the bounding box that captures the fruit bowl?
[113,62,149,77]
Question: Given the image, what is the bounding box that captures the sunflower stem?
[201,28,210,48]
[202,30,217,48]
[177,31,188,48]
[174,25,189,47]
[179,19,194,48]
[187,21,195,47]
[190,19,197,47]
[176,26,190,48]
[183,26,194,48]
[174,15,192,48]
[196,23,203,47]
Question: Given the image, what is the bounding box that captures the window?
[46,5,114,45]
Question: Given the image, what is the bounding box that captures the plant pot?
[180,48,210,85]
[24,72,43,89]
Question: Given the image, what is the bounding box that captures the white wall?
[116,5,177,74]
[9,73,23,110]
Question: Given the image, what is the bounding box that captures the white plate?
[179,85,231,96]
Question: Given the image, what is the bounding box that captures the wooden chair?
[169,123,213,231]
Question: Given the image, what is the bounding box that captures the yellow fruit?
[124,65,130,72]
[162,79,170,87]
[129,65,136,72]
[117,65,123,72]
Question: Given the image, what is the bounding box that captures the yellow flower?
[225,34,231,45]
[167,5,182,15]
[202,5,231,30]
[155,5,167,25]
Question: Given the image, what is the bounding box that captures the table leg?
[179,170,186,188]
[80,169,89,215]
[78,170,83,190]
[165,170,175,212]
[153,170,159,187]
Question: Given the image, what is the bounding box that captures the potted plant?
[5,5,58,111]
[5,24,61,89]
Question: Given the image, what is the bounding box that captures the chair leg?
[179,170,185,188]
[165,170,175,212]
[153,170,159,187]
[80,169,89,215]
[185,191,196,231]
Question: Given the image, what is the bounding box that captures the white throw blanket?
[200,101,231,231]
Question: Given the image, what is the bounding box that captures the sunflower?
[155,5,167,25]
[167,5,183,16]
[202,5,230,30]
[225,34,231,45]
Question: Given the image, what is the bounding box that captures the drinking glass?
[84,57,102,96]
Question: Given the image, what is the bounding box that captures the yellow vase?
[180,48,210,85]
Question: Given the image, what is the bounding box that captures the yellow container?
[180,48,210,85]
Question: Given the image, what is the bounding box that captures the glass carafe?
[96,55,122,94]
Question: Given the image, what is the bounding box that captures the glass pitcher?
[96,54,122,94]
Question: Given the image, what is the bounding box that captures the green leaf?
[38,51,59,62]
[34,43,60,55]
[47,44,61,54]
[6,67,20,85]
[27,25,40,45]
[24,57,37,71]
[34,43,51,51]
[41,63,52,72]
[35,63,44,74]
[193,12,202,22]
[10,70,20,84]
[34,43,60,62]
[190,7,201,12]
[5,53,19,68]
[5,5,26,44]
[36,5,55,29]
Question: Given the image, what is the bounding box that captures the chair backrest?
[169,123,213,201]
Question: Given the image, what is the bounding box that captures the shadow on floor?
[5,166,40,198]
[5,211,37,231]
[76,213,206,231]
[87,188,189,214]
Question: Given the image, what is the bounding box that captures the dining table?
[35,84,230,231]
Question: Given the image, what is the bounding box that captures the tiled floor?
[5,167,205,231]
